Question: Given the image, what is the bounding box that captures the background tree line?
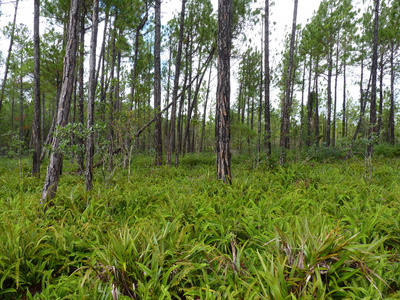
[0,0,399,198]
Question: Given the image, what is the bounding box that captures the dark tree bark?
[314,60,320,145]
[32,0,41,177]
[107,24,117,171]
[258,22,264,157]
[200,65,212,153]
[154,0,163,166]
[216,0,233,184]
[19,62,24,142]
[77,5,86,174]
[183,49,215,155]
[0,0,19,114]
[367,0,380,157]
[388,43,395,144]
[306,55,313,147]
[97,8,109,122]
[280,0,298,164]
[377,51,384,138]
[342,54,347,138]
[299,60,306,148]
[166,0,186,166]
[326,48,333,147]
[130,8,148,111]
[41,0,81,204]
[85,0,99,191]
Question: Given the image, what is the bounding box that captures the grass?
[0,153,399,299]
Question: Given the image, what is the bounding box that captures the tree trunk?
[326,49,333,147]
[306,55,313,147]
[19,65,24,142]
[183,49,215,154]
[200,65,212,153]
[342,55,347,138]
[314,59,320,145]
[377,51,384,138]
[0,0,19,114]
[77,6,86,174]
[216,0,233,184]
[85,0,99,191]
[264,0,271,159]
[280,0,298,164]
[32,0,41,177]
[98,8,109,122]
[41,0,81,204]
[388,43,395,144]
[166,0,186,166]
[367,0,379,158]
[154,0,163,166]
[108,23,117,171]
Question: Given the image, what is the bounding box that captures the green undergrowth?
[0,154,399,299]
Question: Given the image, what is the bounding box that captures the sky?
[0,0,322,69]
[0,0,323,111]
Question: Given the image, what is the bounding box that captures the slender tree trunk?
[19,67,24,142]
[98,8,109,122]
[258,22,264,157]
[315,59,320,146]
[377,51,384,138]
[85,0,99,191]
[342,55,347,138]
[299,60,306,148]
[333,38,340,147]
[388,43,395,144]
[0,0,19,114]
[154,0,163,165]
[264,0,271,159]
[326,49,333,147]
[367,0,380,158]
[183,49,214,154]
[200,65,212,153]
[108,23,117,171]
[166,0,186,166]
[175,52,189,167]
[32,0,41,177]
[41,92,45,146]
[216,0,233,183]
[41,0,81,204]
[77,6,86,174]
[183,36,194,156]
[280,0,298,164]
[130,10,148,111]
[164,37,173,151]
[306,55,313,147]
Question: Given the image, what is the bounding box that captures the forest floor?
[0,153,399,299]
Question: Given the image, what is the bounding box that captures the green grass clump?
[0,154,399,299]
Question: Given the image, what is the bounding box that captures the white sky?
[0,0,325,112]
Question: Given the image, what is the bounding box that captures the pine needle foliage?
[0,154,399,299]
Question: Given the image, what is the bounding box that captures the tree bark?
[342,54,347,138]
[216,0,233,184]
[154,0,163,165]
[388,43,395,144]
[200,65,212,153]
[367,0,380,157]
[85,0,99,191]
[32,0,41,177]
[0,0,19,115]
[166,0,186,166]
[280,0,298,164]
[77,5,86,174]
[41,0,81,204]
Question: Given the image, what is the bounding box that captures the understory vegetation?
[1,152,400,299]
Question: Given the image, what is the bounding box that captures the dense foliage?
[0,153,399,299]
